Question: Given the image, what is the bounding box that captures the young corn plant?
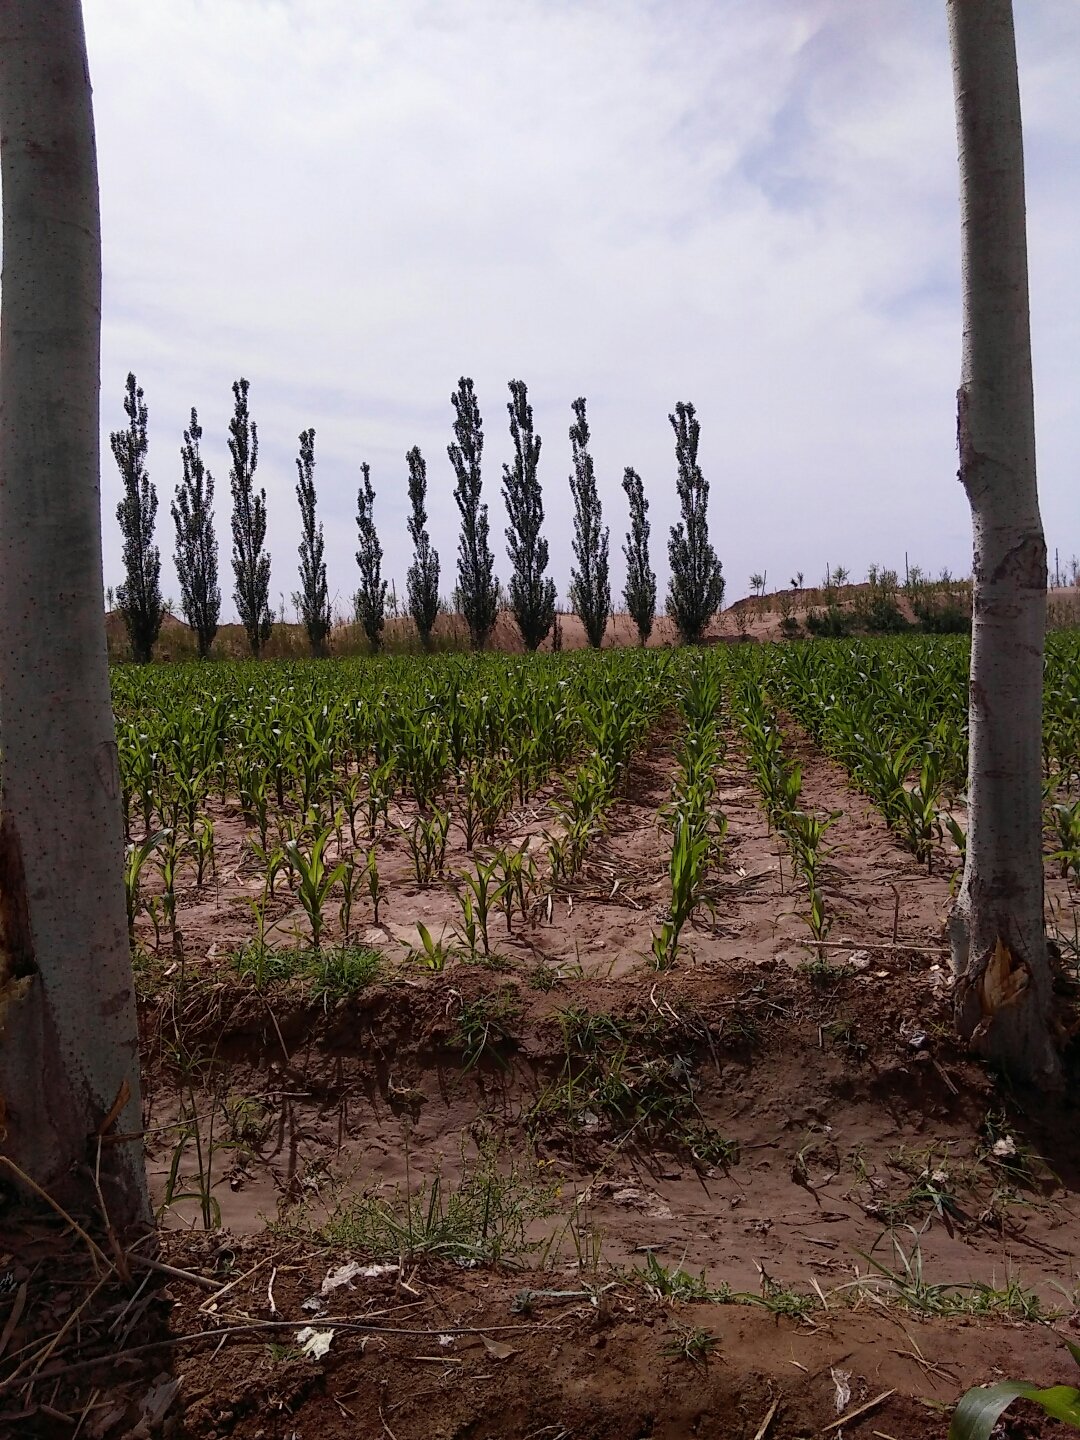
[410,725,451,811]
[365,845,384,927]
[782,809,839,893]
[943,811,967,860]
[237,883,279,991]
[158,1042,224,1230]
[732,674,839,939]
[799,887,832,946]
[125,828,170,938]
[455,858,505,959]
[402,806,451,885]
[409,920,451,973]
[170,763,213,840]
[294,706,339,820]
[495,841,537,932]
[544,829,573,887]
[248,836,289,899]
[156,829,187,938]
[144,895,165,953]
[339,769,366,846]
[191,815,216,888]
[455,888,479,958]
[238,761,273,851]
[455,765,482,852]
[891,748,948,870]
[651,810,716,969]
[552,754,614,879]
[1049,796,1080,880]
[477,758,515,845]
[338,850,363,943]
[285,822,347,949]
[364,759,396,839]
[651,662,728,967]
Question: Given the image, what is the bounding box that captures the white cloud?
[83,0,1080,616]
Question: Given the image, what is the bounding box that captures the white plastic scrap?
[831,1367,852,1415]
[320,1260,397,1295]
[295,1326,335,1360]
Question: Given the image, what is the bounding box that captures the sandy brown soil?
[3,712,1079,1438]
[5,1220,1075,1440]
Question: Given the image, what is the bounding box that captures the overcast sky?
[83,0,1080,618]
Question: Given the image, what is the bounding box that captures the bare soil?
[3,720,1079,1438]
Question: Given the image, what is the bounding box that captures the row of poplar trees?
[112,373,725,661]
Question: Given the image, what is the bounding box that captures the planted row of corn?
[759,634,1080,877]
[755,643,963,871]
[731,675,836,944]
[652,660,728,968]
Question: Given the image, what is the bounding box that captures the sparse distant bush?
[913,591,971,633]
[853,566,908,634]
[864,596,909,633]
[806,606,854,638]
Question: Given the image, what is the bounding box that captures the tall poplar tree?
[354,461,387,652]
[448,377,498,649]
[666,401,724,645]
[568,397,610,648]
[229,377,272,656]
[502,379,555,651]
[295,427,331,656]
[621,466,656,647]
[406,445,440,650]
[946,0,1059,1084]
[112,371,163,663]
[0,0,147,1225]
[172,406,220,658]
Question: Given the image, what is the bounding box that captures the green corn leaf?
[950,1381,1080,1440]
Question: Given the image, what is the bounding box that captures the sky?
[82,0,1080,619]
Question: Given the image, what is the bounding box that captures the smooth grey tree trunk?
[0,1,149,1222]
[946,0,1060,1086]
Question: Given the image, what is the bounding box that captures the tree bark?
[946,0,1060,1086]
[0,1,149,1222]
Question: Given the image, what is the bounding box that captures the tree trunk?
[946,0,1060,1087]
[0,1,149,1223]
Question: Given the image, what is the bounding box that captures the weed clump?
[232,941,381,998]
[529,1004,738,1167]
[284,1147,557,1266]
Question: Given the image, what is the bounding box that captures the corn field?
[114,633,1080,979]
